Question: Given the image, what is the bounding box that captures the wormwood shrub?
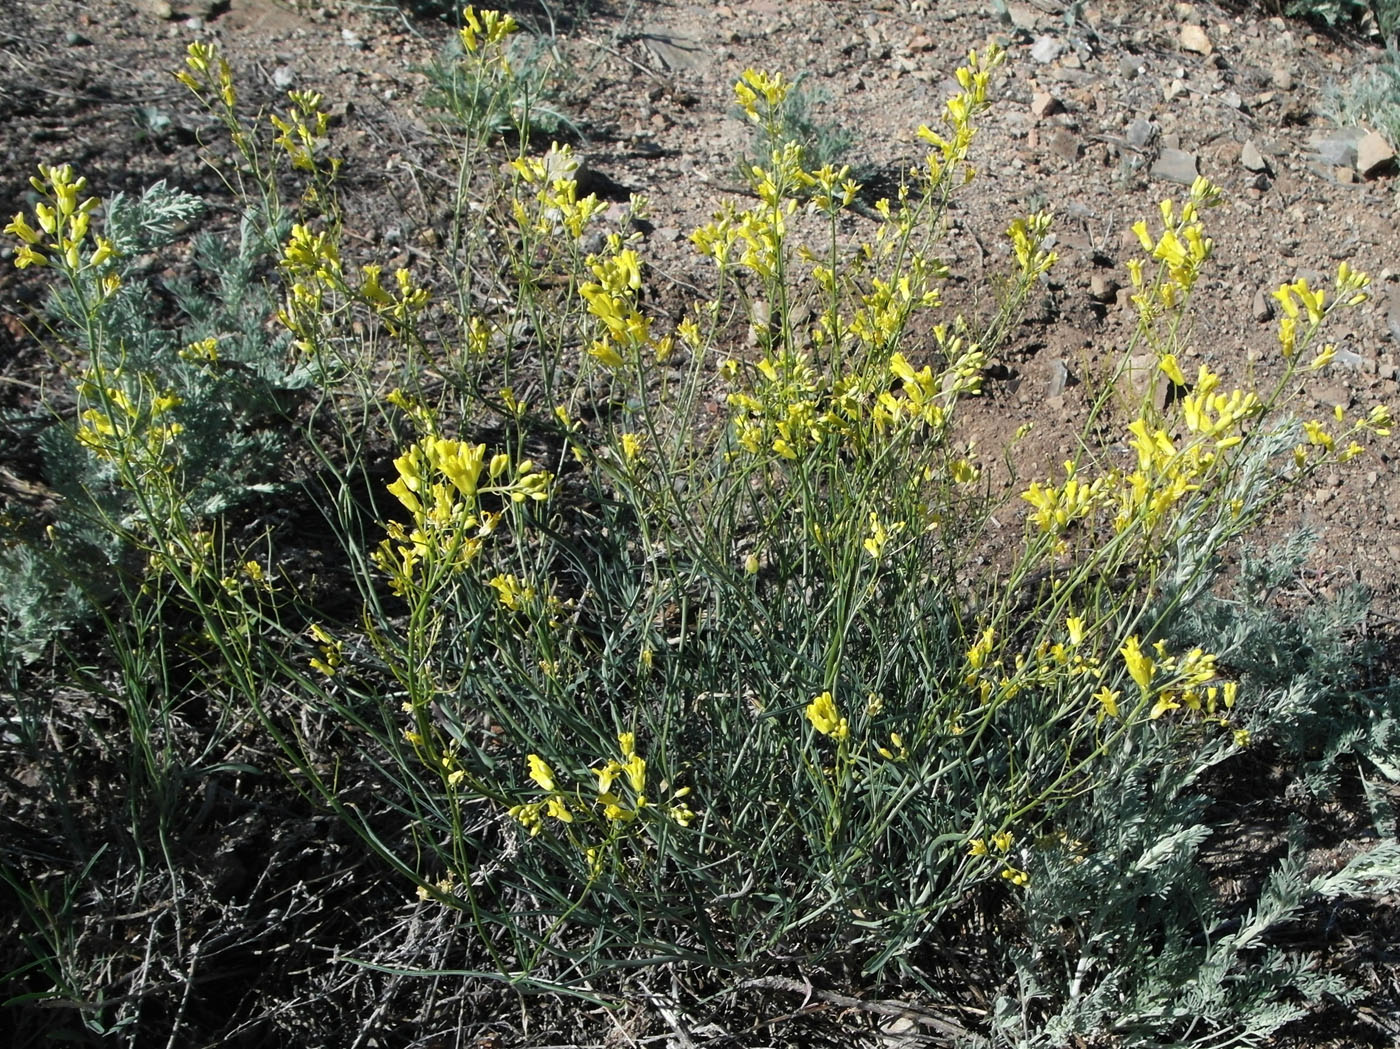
[7,8,1400,1044]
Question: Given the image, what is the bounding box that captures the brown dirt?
[3,0,1400,1046]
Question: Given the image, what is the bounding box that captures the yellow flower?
[526,753,556,792]
[805,691,848,741]
[1066,615,1086,646]
[1120,635,1155,691]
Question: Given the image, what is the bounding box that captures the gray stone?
[1252,288,1273,322]
[1126,118,1157,149]
[1310,126,1368,167]
[272,65,296,90]
[1357,131,1396,178]
[1271,67,1295,91]
[1240,140,1271,173]
[1030,35,1064,64]
[1151,148,1200,185]
[1046,359,1073,398]
[1330,347,1367,372]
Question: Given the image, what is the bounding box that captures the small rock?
[272,65,296,90]
[341,27,364,49]
[1126,118,1157,149]
[1333,165,1358,184]
[1006,3,1038,30]
[1119,55,1141,79]
[1125,353,1170,411]
[1252,288,1274,321]
[66,31,91,45]
[1164,78,1187,102]
[1270,67,1295,91]
[1031,91,1061,118]
[1030,35,1064,64]
[1329,346,1367,372]
[1046,359,1074,398]
[1179,24,1213,55]
[1386,286,1400,343]
[1314,385,1351,410]
[141,0,174,17]
[1240,140,1271,173]
[1310,126,1367,167]
[1090,273,1119,303]
[1222,90,1244,111]
[1357,131,1396,178]
[1048,128,1081,162]
[1151,148,1200,185]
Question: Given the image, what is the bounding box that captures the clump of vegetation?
[4,7,1400,1046]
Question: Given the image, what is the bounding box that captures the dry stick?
[740,975,976,1040]
[162,940,201,1049]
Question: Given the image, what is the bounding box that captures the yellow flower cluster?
[277,223,342,349]
[269,89,338,177]
[1274,262,1370,360]
[725,349,830,459]
[874,326,986,432]
[5,165,117,292]
[1126,176,1221,319]
[174,41,236,112]
[510,143,607,240]
[1008,212,1057,281]
[914,44,1004,187]
[805,691,849,741]
[579,237,656,370]
[74,370,183,470]
[359,263,429,334]
[508,734,696,840]
[967,829,1029,886]
[459,5,517,61]
[1022,352,1268,542]
[308,622,343,678]
[373,436,552,595]
[1118,635,1240,733]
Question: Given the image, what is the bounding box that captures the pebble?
[141,0,174,17]
[272,65,296,90]
[1179,24,1213,55]
[1330,347,1367,372]
[1030,35,1064,64]
[1031,91,1061,118]
[1151,148,1200,185]
[1126,118,1157,149]
[1252,288,1273,321]
[1271,67,1295,91]
[1090,273,1119,303]
[1240,140,1270,173]
[1046,359,1074,398]
[1357,131,1396,178]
